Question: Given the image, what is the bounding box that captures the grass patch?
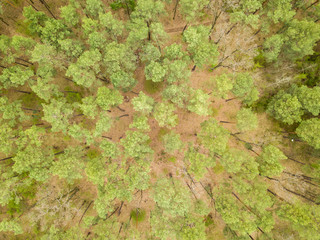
[210,107,218,117]
[144,80,163,94]
[130,208,146,224]
[212,163,224,174]
[87,149,101,159]
[167,156,176,163]
[157,127,170,141]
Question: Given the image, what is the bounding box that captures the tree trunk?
[0,17,9,26]
[191,65,196,71]
[14,90,32,94]
[173,0,179,20]
[225,97,237,102]
[119,114,129,118]
[225,23,237,35]
[306,0,320,9]
[0,156,13,161]
[27,0,39,11]
[117,106,125,112]
[78,201,93,224]
[39,0,57,19]
[219,121,235,124]
[182,24,188,34]
[125,2,131,18]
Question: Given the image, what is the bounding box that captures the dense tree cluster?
[0,0,319,239]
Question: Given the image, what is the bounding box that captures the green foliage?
[162,84,189,108]
[131,91,155,114]
[257,145,286,177]
[85,0,104,17]
[183,25,219,68]
[60,4,79,26]
[94,112,113,137]
[0,66,34,89]
[42,99,73,133]
[110,70,136,91]
[78,96,98,119]
[153,178,192,217]
[96,86,123,110]
[184,146,215,180]
[0,219,23,235]
[296,118,320,149]
[198,119,230,155]
[232,72,254,98]
[120,130,153,158]
[162,131,183,154]
[130,208,146,224]
[266,90,304,124]
[210,74,233,99]
[277,201,320,240]
[187,89,210,116]
[51,147,84,183]
[153,102,178,128]
[130,114,150,131]
[145,60,167,82]
[296,85,320,116]
[236,108,258,132]
[179,0,209,22]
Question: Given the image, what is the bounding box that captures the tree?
[110,70,136,91]
[221,148,259,180]
[130,114,150,131]
[31,77,62,102]
[99,140,119,159]
[215,192,257,236]
[232,73,254,98]
[263,34,284,62]
[23,6,48,35]
[60,3,79,26]
[99,12,124,38]
[145,60,167,82]
[78,96,98,119]
[179,0,209,23]
[0,219,23,235]
[153,102,178,128]
[297,85,320,116]
[120,130,154,159]
[163,59,190,84]
[153,178,192,217]
[277,201,320,240]
[0,66,34,89]
[42,99,73,133]
[198,119,230,155]
[58,39,83,58]
[296,118,320,149]
[184,146,214,180]
[257,145,286,177]
[162,131,183,154]
[162,84,190,108]
[51,147,84,183]
[66,49,101,87]
[13,145,53,182]
[96,86,123,110]
[267,90,304,124]
[183,25,219,69]
[266,0,295,24]
[187,89,210,116]
[131,91,155,114]
[0,97,28,126]
[236,108,258,132]
[210,74,233,99]
[93,112,113,137]
[85,0,104,17]
[40,19,70,46]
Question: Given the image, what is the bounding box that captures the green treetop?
[42,99,73,133]
[184,146,214,180]
[145,60,167,82]
[162,84,190,108]
[51,147,84,183]
[162,131,184,154]
[153,102,178,128]
[179,0,209,22]
[277,201,320,240]
[153,178,192,217]
[13,145,54,182]
[93,112,113,137]
[257,145,286,177]
[210,73,233,99]
[296,118,320,149]
[96,86,123,110]
[130,114,151,131]
[78,96,98,119]
[232,72,254,98]
[85,0,104,17]
[120,130,154,159]
[0,66,34,89]
[198,119,230,155]
[187,89,211,116]
[183,25,219,69]
[267,90,304,124]
[296,85,320,116]
[60,3,79,26]
[0,219,23,235]
[131,91,155,114]
[236,108,258,132]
